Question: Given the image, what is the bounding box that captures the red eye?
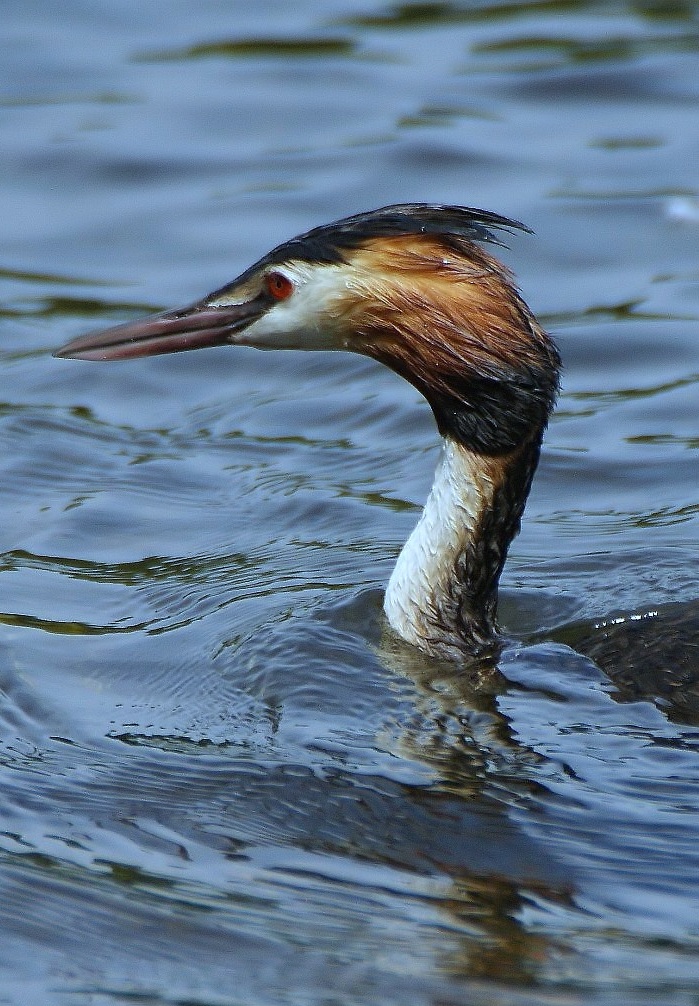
[265,271,294,301]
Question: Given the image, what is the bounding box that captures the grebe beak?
[54,296,266,362]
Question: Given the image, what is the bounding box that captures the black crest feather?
[261,203,531,268]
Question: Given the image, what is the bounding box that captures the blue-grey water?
[2,2,699,1004]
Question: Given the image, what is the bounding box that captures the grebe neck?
[384,434,542,660]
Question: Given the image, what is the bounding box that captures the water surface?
[2,2,699,1004]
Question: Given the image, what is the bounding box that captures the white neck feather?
[384,438,493,655]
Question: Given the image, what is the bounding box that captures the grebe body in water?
[55,204,561,660]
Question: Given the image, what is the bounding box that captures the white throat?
[383,438,494,656]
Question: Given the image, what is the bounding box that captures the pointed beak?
[54,295,267,361]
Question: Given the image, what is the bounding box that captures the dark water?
[2,2,699,1003]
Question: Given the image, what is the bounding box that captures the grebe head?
[56,204,561,659]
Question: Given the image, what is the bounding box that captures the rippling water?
[2,2,699,1004]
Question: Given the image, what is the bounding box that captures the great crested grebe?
[55,204,561,661]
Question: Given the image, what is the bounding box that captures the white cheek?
[236,298,337,350]
[232,265,350,351]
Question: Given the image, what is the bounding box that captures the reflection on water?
[2,0,699,1003]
